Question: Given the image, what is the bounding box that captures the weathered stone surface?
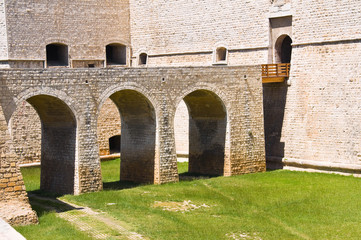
[0,66,265,205]
[0,0,359,227]
[1,0,130,66]
[0,103,38,225]
[97,98,121,156]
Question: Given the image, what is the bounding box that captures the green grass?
[19,165,41,192]
[101,158,121,183]
[15,203,93,240]
[18,159,361,239]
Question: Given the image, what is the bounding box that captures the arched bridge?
[0,66,266,199]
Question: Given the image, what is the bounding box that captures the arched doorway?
[17,95,77,194]
[177,90,227,176]
[275,35,292,64]
[97,98,121,156]
[105,90,156,183]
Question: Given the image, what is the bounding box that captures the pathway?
[29,194,147,240]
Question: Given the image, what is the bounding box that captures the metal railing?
[262,63,290,78]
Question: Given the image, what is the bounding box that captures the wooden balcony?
[262,63,290,83]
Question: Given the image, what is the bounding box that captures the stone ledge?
[0,217,26,240]
[100,153,121,161]
[267,156,361,177]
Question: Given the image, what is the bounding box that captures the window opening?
[106,44,126,65]
[109,135,121,154]
[46,44,68,67]
[139,53,148,65]
[216,47,227,62]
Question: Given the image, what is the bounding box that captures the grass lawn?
[17,159,361,239]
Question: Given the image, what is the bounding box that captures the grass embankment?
[17,159,361,239]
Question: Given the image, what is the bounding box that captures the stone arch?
[175,88,229,176]
[98,84,159,115]
[12,92,78,194]
[98,86,158,183]
[14,87,80,122]
[275,34,292,63]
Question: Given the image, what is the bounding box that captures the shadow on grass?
[102,180,143,191]
[178,172,219,181]
[27,191,83,218]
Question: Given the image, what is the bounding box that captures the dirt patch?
[226,232,262,240]
[153,200,210,212]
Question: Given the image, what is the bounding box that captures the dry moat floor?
[16,159,361,240]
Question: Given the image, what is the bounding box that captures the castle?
[0,0,360,225]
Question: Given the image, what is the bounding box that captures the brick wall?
[0,66,265,225]
[282,42,361,165]
[0,66,265,190]
[10,101,41,165]
[0,0,8,61]
[129,0,269,66]
[293,0,361,44]
[4,0,130,64]
[0,103,38,225]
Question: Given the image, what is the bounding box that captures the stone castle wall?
[0,0,8,60]
[0,66,265,187]
[278,41,361,167]
[5,0,361,174]
[129,0,269,67]
[2,0,130,66]
[293,0,361,44]
[263,0,361,172]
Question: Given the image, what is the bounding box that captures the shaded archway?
[97,98,121,156]
[181,90,227,176]
[275,35,292,63]
[24,95,77,194]
[108,90,156,183]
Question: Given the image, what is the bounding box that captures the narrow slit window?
[139,53,148,65]
[216,47,227,62]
